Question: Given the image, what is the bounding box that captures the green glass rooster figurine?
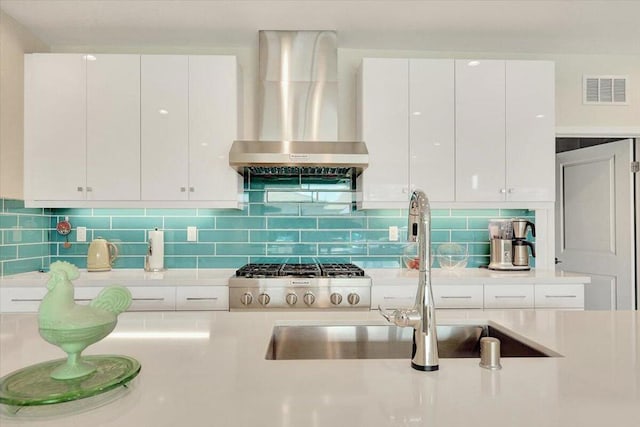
[38,261,132,380]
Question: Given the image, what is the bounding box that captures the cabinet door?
[141,55,189,200]
[484,284,534,309]
[433,285,484,309]
[358,58,409,208]
[455,60,506,201]
[505,61,555,202]
[534,284,584,309]
[24,54,86,201]
[188,56,240,202]
[409,59,455,202]
[371,285,416,309]
[176,286,229,311]
[86,55,141,200]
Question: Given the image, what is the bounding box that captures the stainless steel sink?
[265,324,559,360]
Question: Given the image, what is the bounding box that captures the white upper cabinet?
[141,55,241,205]
[357,58,409,208]
[24,54,87,201]
[505,60,555,202]
[409,59,455,202]
[141,55,190,201]
[455,59,555,203]
[25,54,141,204]
[24,53,241,207]
[455,59,507,202]
[188,55,241,203]
[357,58,455,209]
[86,55,141,200]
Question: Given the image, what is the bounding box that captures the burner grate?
[235,262,365,278]
[320,263,365,277]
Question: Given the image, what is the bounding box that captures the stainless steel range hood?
[229,31,368,177]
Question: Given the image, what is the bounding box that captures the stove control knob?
[241,292,253,306]
[286,293,298,306]
[347,293,360,306]
[303,292,316,306]
[330,293,343,305]
[258,293,271,306]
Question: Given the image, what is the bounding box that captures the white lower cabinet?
[176,286,228,311]
[371,285,415,309]
[534,284,584,309]
[484,284,535,309]
[0,286,231,313]
[372,285,483,309]
[433,285,484,309]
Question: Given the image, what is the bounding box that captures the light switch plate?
[388,226,399,241]
[77,227,87,242]
[187,226,197,242]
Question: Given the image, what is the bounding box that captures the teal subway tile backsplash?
[0,184,536,276]
[0,199,50,276]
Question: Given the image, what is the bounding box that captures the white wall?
[0,11,49,199]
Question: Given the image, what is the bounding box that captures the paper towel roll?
[148,229,165,271]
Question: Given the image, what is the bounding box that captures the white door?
[188,55,239,202]
[505,60,555,202]
[455,59,506,201]
[556,139,636,310]
[357,58,409,208]
[409,59,455,202]
[24,54,86,201]
[86,54,140,200]
[141,55,189,201]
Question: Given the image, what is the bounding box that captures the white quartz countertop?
[0,309,636,426]
[0,268,590,288]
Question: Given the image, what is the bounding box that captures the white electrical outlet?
[77,227,87,242]
[187,226,197,242]
[389,226,399,241]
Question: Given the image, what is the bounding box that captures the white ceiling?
[1,0,639,54]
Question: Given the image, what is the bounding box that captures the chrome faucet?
[379,190,439,371]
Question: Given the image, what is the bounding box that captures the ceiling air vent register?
[583,75,628,105]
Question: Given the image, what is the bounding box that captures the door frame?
[556,127,639,310]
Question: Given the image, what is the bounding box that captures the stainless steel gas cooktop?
[228,263,371,310]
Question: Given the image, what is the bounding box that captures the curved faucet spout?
[379,189,439,371]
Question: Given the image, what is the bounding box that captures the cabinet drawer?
[535,284,584,309]
[433,285,483,309]
[176,286,228,311]
[128,287,175,311]
[0,288,47,313]
[371,285,416,309]
[484,284,534,309]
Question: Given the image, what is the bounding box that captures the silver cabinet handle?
[189,187,195,192]
[383,296,412,300]
[86,187,93,192]
[544,295,577,298]
[132,297,166,302]
[77,187,84,192]
[494,295,527,299]
[507,188,514,193]
[180,187,186,192]
[11,298,43,303]
[185,297,218,301]
[440,295,473,299]
[499,188,507,194]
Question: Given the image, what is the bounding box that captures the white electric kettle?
[87,238,118,272]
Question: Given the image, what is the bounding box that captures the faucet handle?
[378,306,421,328]
[378,305,397,323]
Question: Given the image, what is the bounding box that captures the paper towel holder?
[144,228,166,272]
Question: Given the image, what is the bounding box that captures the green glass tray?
[0,355,141,407]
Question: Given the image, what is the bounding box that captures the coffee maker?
[488,219,535,271]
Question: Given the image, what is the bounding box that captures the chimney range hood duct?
[229,30,368,177]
